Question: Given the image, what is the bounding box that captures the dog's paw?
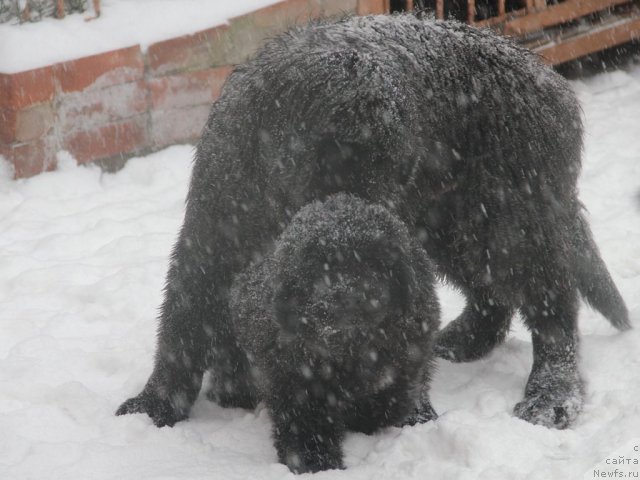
[513,373,584,429]
[115,391,187,427]
[399,402,438,427]
[283,449,345,474]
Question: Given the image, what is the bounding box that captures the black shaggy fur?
[228,194,439,473]
[116,13,629,454]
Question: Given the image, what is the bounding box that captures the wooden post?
[534,0,547,10]
[468,0,476,23]
[498,0,506,16]
[86,0,102,20]
[407,0,414,10]
[21,2,31,22]
[436,0,444,18]
[56,0,65,18]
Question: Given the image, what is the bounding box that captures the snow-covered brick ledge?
[0,0,386,178]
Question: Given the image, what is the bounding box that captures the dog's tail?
[573,213,630,330]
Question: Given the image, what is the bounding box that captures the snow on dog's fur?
[117,14,629,471]
[229,194,439,473]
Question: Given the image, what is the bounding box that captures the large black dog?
[117,13,629,449]
[229,194,439,472]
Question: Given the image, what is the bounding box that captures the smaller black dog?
[229,194,440,473]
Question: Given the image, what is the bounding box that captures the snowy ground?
[1,63,639,479]
[0,0,281,73]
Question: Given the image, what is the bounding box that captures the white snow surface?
[1,66,640,479]
[0,0,283,73]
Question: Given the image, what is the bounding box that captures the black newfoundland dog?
[228,194,439,472]
[117,13,629,472]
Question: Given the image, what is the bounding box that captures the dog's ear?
[363,236,418,316]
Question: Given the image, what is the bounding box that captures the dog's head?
[272,194,437,355]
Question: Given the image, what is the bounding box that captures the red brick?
[0,109,17,143]
[55,45,144,93]
[146,25,229,77]
[314,0,358,16]
[242,0,358,30]
[63,116,148,164]
[147,66,232,110]
[146,0,321,77]
[214,1,318,67]
[58,80,149,133]
[3,137,58,178]
[248,0,318,28]
[357,0,387,15]
[1,104,55,144]
[149,104,211,149]
[0,103,56,143]
[0,66,57,109]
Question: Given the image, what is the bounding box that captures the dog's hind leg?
[435,288,512,362]
[514,287,584,429]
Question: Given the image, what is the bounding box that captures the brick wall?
[0,0,387,178]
